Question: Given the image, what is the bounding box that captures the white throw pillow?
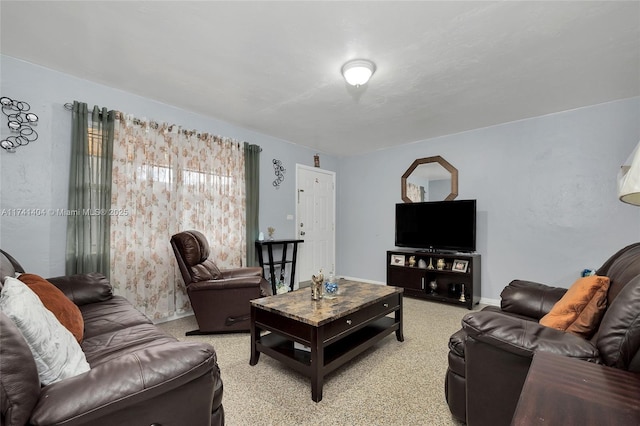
[0,276,90,385]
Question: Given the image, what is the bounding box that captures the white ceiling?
[1,1,638,157]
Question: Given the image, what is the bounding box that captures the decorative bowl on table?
[324,280,339,299]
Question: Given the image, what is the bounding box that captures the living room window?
[109,116,246,320]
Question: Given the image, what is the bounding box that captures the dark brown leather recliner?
[445,242,640,426]
[171,230,272,334]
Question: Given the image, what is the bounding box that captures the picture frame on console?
[452,259,469,273]
[390,254,406,266]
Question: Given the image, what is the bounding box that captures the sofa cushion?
[80,295,153,339]
[0,277,90,385]
[596,275,640,370]
[18,273,84,342]
[1,256,16,285]
[539,275,609,338]
[82,323,177,366]
[501,280,567,320]
[0,312,40,426]
[0,249,24,285]
[191,259,223,281]
[46,273,113,306]
[596,243,640,304]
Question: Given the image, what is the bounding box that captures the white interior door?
[296,165,336,285]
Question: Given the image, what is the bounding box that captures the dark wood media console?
[387,249,480,309]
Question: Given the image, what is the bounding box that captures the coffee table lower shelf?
[256,317,398,376]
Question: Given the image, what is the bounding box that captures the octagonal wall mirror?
[401,156,458,202]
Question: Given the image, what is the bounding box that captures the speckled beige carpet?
[157,296,471,426]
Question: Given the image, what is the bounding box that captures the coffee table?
[249,280,404,402]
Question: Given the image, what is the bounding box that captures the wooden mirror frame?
[401,156,458,202]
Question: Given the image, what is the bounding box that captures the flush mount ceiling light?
[341,59,376,87]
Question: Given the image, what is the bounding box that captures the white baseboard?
[479,297,500,307]
[339,276,386,285]
[153,310,194,324]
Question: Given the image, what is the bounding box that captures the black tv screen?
[395,200,476,252]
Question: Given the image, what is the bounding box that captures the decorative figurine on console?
[408,256,416,267]
[427,258,435,269]
[311,270,324,300]
[459,284,466,302]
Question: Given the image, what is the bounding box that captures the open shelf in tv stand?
[386,249,480,309]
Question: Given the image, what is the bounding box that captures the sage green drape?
[245,142,261,267]
[66,101,115,277]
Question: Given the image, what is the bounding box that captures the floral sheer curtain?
[110,114,246,320]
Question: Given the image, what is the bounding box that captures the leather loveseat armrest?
[500,280,568,320]
[222,266,263,278]
[30,341,218,426]
[45,273,113,306]
[462,310,599,360]
[188,275,265,292]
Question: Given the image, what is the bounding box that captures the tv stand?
[387,249,480,309]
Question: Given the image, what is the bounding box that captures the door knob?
[300,231,306,235]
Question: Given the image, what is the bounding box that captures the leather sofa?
[0,250,224,426]
[445,242,640,426]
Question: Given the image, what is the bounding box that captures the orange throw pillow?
[17,273,84,343]
[539,275,609,338]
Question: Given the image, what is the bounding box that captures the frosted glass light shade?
[618,141,640,206]
[341,59,376,86]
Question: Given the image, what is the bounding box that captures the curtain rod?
[64,101,259,149]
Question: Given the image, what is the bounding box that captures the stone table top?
[250,280,403,327]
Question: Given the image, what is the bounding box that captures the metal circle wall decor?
[273,159,286,189]
[0,96,39,153]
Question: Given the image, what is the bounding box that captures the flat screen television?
[395,199,476,252]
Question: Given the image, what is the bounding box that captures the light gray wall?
[2,55,639,303]
[0,55,337,277]
[337,97,640,303]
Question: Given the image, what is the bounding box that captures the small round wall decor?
[0,96,39,153]
[273,159,285,189]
